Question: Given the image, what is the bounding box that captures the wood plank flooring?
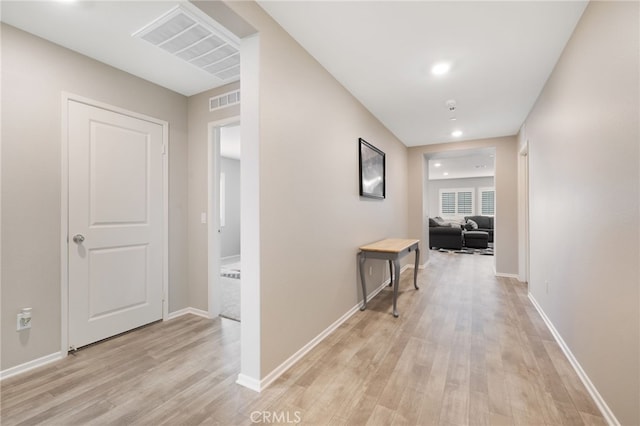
[1,251,606,425]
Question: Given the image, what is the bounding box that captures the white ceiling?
[0,0,237,96]
[427,148,495,181]
[1,1,587,146]
[258,1,587,146]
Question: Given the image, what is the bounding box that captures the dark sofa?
[428,218,462,249]
[464,215,494,243]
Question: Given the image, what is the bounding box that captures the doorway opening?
[425,147,496,259]
[208,118,241,322]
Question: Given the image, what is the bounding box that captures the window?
[441,192,456,215]
[479,187,495,216]
[439,188,474,217]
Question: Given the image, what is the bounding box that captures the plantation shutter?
[439,188,474,217]
[479,188,495,216]
[441,191,456,215]
[457,191,473,215]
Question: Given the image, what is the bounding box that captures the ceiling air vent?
[133,5,240,82]
[210,89,240,112]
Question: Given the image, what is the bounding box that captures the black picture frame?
[359,138,385,199]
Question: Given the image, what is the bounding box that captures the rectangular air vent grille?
[133,5,240,82]
[210,89,241,111]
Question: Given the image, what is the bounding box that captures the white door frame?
[207,116,240,319]
[518,140,530,283]
[60,93,169,356]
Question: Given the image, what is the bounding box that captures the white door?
[68,100,164,349]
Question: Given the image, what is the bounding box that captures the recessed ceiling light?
[431,62,450,75]
[451,130,463,137]
[443,172,449,176]
[434,163,441,168]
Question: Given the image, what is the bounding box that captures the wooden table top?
[359,238,420,253]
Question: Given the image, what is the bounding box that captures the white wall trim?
[166,307,211,320]
[407,258,430,270]
[517,133,530,284]
[60,94,70,359]
[493,264,520,280]
[495,272,520,279]
[0,352,63,381]
[528,293,620,426]
[236,373,261,392]
[238,33,261,387]
[251,265,410,392]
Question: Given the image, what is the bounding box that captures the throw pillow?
[434,217,449,227]
[466,219,479,230]
[448,217,463,228]
[428,218,440,228]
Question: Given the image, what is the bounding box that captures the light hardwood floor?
[1,251,606,425]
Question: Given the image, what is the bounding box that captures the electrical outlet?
[545,280,550,294]
[369,266,373,276]
[17,308,32,331]
[17,314,31,331]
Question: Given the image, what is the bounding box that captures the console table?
[358,238,420,317]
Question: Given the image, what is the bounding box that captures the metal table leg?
[392,258,401,317]
[413,247,420,290]
[359,252,367,311]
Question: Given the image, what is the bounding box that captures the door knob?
[73,234,85,244]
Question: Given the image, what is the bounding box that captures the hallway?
[0,251,605,425]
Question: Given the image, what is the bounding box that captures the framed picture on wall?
[359,138,385,199]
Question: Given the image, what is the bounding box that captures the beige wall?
[225,2,410,377]
[522,2,639,424]
[408,136,519,275]
[0,24,189,370]
[187,82,240,311]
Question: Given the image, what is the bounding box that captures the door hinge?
[162,144,167,155]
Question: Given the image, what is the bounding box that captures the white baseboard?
[0,351,63,381]
[493,264,519,279]
[495,272,519,279]
[250,265,410,392]
[407,259,429,270]
[236,373,261,392]
[528,294,619,426]
[2,308,210,382]
[167,307,211,320]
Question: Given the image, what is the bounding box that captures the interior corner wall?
[0,24,189,371]
[408,136,518,274]
[225,2,409,378]
[186,83,240,312]
[523,2,639,424]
